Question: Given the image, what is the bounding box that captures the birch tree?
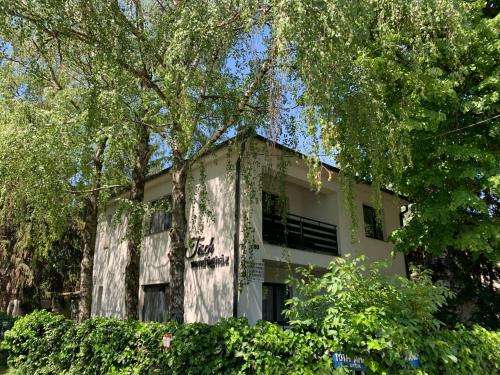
[0,30,135,320]
[0,0,276,322]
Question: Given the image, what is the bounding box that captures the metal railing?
[263,212,339,255]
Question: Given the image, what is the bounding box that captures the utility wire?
[420,113,499,140]
[258,113,500,154]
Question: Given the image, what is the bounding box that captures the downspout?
[233,142,244,318]
[400,204,410,279]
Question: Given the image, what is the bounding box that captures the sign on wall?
[186,236,229,269]
[248,261,265,283]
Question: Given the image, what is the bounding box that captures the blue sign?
[404,355,420,369]
[332,353,367,371]
[332,353,420,370]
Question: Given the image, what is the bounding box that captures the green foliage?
[2,310,73,374]
[231,322,332,374]
[389,2,500,261]
[2,306,499,374]
[418,324,500,375]
[407,251,500,330]
[1,311,330,374]
[285,256,499,374]
[0,311,15,367]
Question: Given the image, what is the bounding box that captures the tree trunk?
[78,195,99,322]
[78,138,107,322]
[0,193,15,312]
[124,126,150,320]
[168,164,188,323]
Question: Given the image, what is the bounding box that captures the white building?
[92,136,407,325]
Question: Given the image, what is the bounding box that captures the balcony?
[263,211,339,255]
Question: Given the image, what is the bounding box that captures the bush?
[0,311,15,367]
[2,258,499,375]
[418,325,500,375]
[2,310,498,374]
[2,312,332,375]
[285,256,500,374]
[0,312,335,374]
[2,310,73,373]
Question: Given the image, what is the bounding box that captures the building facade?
[92,137,407,325]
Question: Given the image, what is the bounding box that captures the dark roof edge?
[144,134,409,202]
[253,134,408,202]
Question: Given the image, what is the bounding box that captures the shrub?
[418,325,500,375]
[2,259,499,375]
[3,310,498,374]
[234,321,332,374]
[0,311,15,367]
[2,310,74,374]
[285,256,499,374]
[1,312,336,374]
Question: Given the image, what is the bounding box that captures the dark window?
[363,205,384,240]
[148,197,171,235]
[142,284,169,323]
[262,283,289,324]
[262,191,276,216]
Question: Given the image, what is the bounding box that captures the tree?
[0,0,278,322]
[389,1,499,262]
[123,116,152,320]
[2,0,494,324]
[0,32,133,320]
[276,0,499,325]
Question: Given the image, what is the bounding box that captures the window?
[142,284,169,323]
[262,283,289,324]
[148,197,171,235]
[363,205,384,240]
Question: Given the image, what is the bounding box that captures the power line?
[259,113,500,150]
[239,114,500,157]
[420,113,500,140]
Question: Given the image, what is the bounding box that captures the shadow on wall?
[184,167,236,324]
[92,156,239,324]
[92,216,129,319]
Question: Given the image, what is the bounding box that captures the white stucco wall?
[92,209,128,318]
[182,155,236,324]
[93,150,238,323]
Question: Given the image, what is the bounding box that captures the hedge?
[0,311,15,368]
[1,310,499,374]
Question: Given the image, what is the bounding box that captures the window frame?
[363,204,384,241]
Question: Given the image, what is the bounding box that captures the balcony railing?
[263,212,339,255]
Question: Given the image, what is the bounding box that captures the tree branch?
[31,39,80,111]
[110,0,166,69]
[190,42,277,166]
[122,61,169,104]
